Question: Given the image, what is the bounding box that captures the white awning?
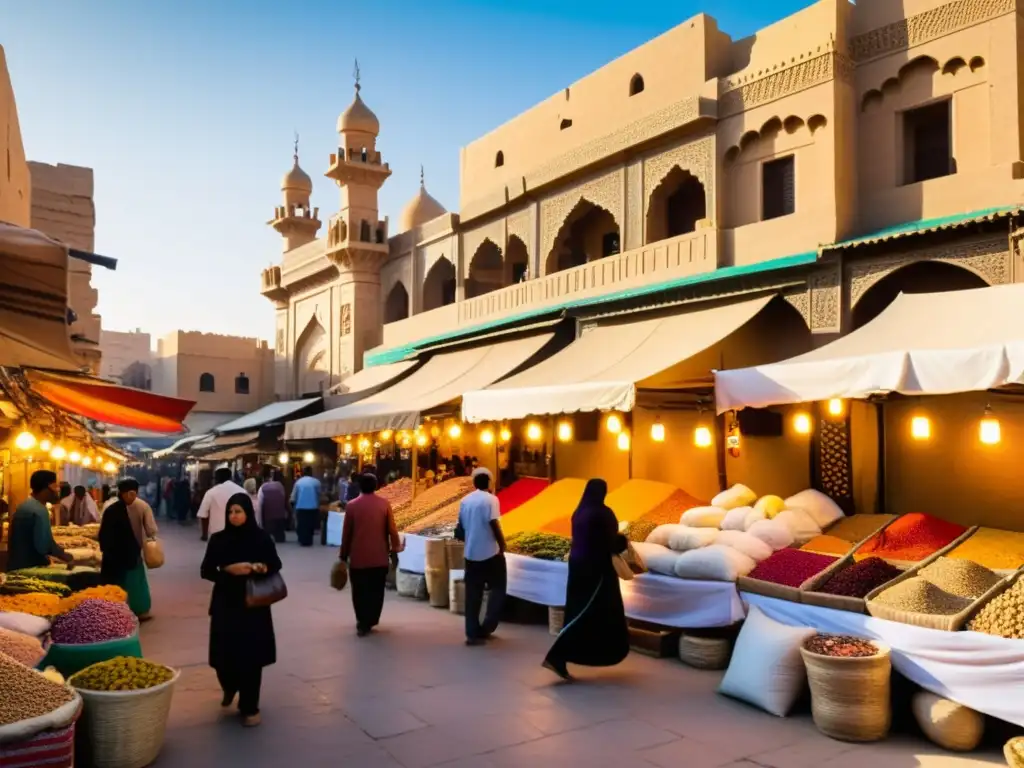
[152,433,209,459]
[323,359,419,409]
[714,284,1024,414]
[214,398,320,433]
[462,296,774,422]
[285,333,553,439]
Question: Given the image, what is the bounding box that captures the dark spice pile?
[804,633,878,658]
[817,557,903,598]
[746,548,837,588]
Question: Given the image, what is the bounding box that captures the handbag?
[143,538,165,569]
[245,572,288,608]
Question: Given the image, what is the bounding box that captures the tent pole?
[714,412,727,492]
[875,401,886,514]
[411,444,419,499]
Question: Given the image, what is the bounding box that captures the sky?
[5,0,811,343]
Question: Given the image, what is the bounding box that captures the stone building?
[0,47,30,229]
[99,328,152,386]
[264,0,1024,402]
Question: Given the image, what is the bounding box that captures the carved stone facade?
[719,49,852,117]
[810,265,842,333]
[642,136,716,225]
[539,167,624,269]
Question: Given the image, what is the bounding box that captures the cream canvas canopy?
[323,359,420,409]
[714,284,1024,414]
[461,295,775,423]
[284,333,552,439]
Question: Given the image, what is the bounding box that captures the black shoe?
[465,637,486,647]
[542,659,572,681]
[356,626,370,637]
[221,691,236,707]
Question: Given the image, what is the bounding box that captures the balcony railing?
[381,227,717,349]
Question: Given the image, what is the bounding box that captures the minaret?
[268,134,321,252]
[325,61,392,377]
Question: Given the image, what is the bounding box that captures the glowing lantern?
[557,421,573,442]
[827,398,844,417]
[480,428,495,445]
[302,451,315,464]
[39,439,52,453]
[430,425,441,439]
[82,456,93,467]
[694,426,713,448]
[343,442,353,454]
[14,431,36,451]
[103,461,117,474]
[793,412,812,435]
[358,438,370,451]
[616,431,631,451]
[526,422,542,442]
[650,420,666,442]
[415,433,428,447]
[980,406,1001,445]
[380,429,393,441]
[50,445,67,461]
[499,426,512,443]
[68,451,82,464]
[278,452,289,465]
[448,423,462,439]
[606,413,623,434]
[911,416,931,441]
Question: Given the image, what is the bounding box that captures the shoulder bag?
[246,572,288,607]
[143,538,165,569]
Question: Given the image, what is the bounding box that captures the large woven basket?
[548,606,564,636]
[425,567,449,609]
[1005,736,1024,767]
[445,540,465,571]
[800,641,891,742]
[73,668,179,768]
[424,538,447,570]
[911,691,983,752]
[678,633,732,670]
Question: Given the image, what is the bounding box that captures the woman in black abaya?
[200,493,282,727]
[543,478,629,680]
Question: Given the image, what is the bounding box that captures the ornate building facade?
[264,0,1024,396]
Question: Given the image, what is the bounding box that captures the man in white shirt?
[455,468,506,646]
[197,467,245,541]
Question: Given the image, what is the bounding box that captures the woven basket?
[425,567,449,609]
[678,633,732,670]
[548,606,564,636]
[424,538,447,570]
[800,641,891,742]
[1005,736,1024,767]
[73,669,179,768]
[449,576,465,615]
[445,540,465,571]
[911,692,983,752]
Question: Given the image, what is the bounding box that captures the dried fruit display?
[53,536,99,552]
[746,548,838,588]
[968,579,1024,639]
[804,633,879,658]
[407,499,461,537]
[393,477,473,531]
[872,577,970,615]
[918,557,1001,599]
[816,557,903,598]
[51,525,99,540]
[378,478,413,514]
[506,531,572,561]
[947,528,1024,571]
[50,600,136,645]
[0,651,75,726]
[71,656,173,691]
[0,593,61,617]
[855,513,966,563]
[0,627,45,666]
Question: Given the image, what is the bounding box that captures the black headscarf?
[224,493,262,540]
[569,479,619,561]
[99,499,141,582]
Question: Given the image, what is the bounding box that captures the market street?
[140,525,1008,768]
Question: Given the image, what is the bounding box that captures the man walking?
[456,468,506,646]
[291,466,322,547]
[197,467,244,541]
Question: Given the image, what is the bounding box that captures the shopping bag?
[142,538,164,569]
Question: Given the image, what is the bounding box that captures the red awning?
[26,370,196,433]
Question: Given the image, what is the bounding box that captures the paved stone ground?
[140,524,1011,767]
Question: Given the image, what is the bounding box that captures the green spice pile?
[873,576,970,615]
[1,574,72,597]
[71,657,173,692]
[968,579,1024,639]
[918,557,1001,599]
[0,651,75,726]
[804,633,878,658]
[506,531,572,561]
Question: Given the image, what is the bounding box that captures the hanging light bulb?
[650,419,666,442]
[557,421,573,442]
[14,430,36,451]
[82,456,93,468]
[606,413,623,434]
[499,426,512,443]
[68,450,82,464]
[39,439,52,453]
[430,425,441,439]
[617,431,631,451]
[911,416,931,441]
[694,425,713,448]
[448,423,462,439]
[415,433,428,447]
[480,428,495,445]
[980,405,1001,445]
[827,398,845,417]
[302,451,315,464]
[278,452,289,465]
[358,437,370,451]
[793,412,812,435]
[526,422,542,442]
[50,445,67,461]
[380,429,393,441]
[343,442,353,454]
[103,461,117,474]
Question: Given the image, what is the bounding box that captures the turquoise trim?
[825,205,1020,251]
[366,250,818,366]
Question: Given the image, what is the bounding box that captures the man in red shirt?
[339,473,403,636]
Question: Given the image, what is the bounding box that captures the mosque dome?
[281,158,312,195]
[337,87,380,136]
[400,177,446,232]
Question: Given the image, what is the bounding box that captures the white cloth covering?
[326,511,344,547]
[744,592,1024,728]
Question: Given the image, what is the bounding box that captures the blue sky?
[5,0,810,342]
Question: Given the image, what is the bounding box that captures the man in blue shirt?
[290,466,322,547]
[8,470,73,571]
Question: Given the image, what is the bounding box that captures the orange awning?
[26,370,196,433]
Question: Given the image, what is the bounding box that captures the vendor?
[8,470,73,571]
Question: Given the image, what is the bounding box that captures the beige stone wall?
[99,328,151,383]
[0,46,30,228]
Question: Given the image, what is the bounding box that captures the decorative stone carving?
[340,303,352,337]
[275,329,285,355]
[719,51,851,116]
[851,0,1014,63]
[506,208,532,256]
[782,288,811,328]
[810,265,841,333]
[626,161,643,250]
[642,136,715,225]
[848,236,1010,308]
[462,219,505,278]
[539,168,624,267]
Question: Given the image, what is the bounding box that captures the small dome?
[337,87,380,136]
[281,158,312,194]
[400,183,446,232]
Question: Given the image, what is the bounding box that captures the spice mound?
[800,534,854,557]
[873,576,970,615]
[1,575,72,597]
[948,528,1024,571]
[968,579,1024,639]
[804,633,878,658]
[855,512,966,563]
[746,548,837,588]
[57,585,128,615]
[0,650,75,726]
[71,657,173,692]
[0,592,61,617]
[0,627,45,667]
[506,531,572,561]
[51,599,136,645]
[918,557,1001,599]
[825,514,895,543]
[817,557,902,598]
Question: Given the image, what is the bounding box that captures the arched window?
[235,374,250,395]
[495,151,505,168]
[199,373,215,393]
[629,73,645,96]
[560,118,573,130]
[360,147,368,162]
[360,220,371,241]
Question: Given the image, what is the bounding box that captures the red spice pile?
[747,548,838,588]
[496,477,549,516]
[804,633,878,658]
[817,557,903,598]
[855,513,966,563]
